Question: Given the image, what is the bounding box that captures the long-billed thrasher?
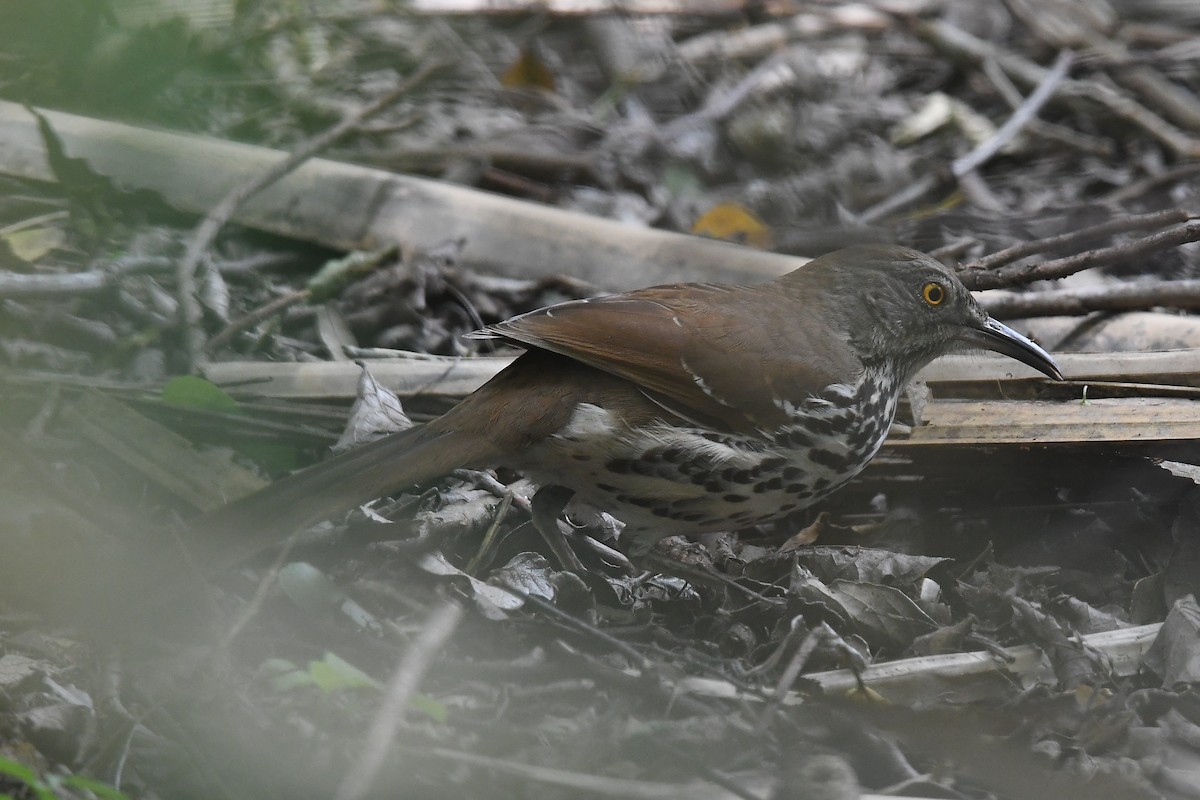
[199,245,1062,566]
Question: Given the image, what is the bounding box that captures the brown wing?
[479,282,861,434]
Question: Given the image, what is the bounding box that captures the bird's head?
[787,245,1063,382]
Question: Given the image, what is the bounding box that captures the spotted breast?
[516,363,903,552]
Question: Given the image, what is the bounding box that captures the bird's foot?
[530,485,586,572]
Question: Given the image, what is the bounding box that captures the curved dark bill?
[960,317,1064,381]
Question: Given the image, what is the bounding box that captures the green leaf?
[308,652,381,693]
[161,375,240,413]
[0,756,39,785]
[271,670,317,692]
[0,756,53,800]
[60,775,132,800]
[3,226,64,262]
[307,245,398,301]
[263,654,442,721]
[260,658,315,692]
[409,693,448,723]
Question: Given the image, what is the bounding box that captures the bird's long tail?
[191,350,621,569]
[193,420,500,569]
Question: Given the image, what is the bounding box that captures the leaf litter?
[2,2,1200,798]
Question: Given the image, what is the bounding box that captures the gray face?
[838,248,1061,381]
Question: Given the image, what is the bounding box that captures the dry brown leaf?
[692,202,773,249]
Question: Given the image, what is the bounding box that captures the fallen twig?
[952,50,1074,178]
[0,252,277,299]
[674,624,1160,707]
[961,219,1200,289]
[981,58,1113,157]
[919,19,1200,158]
[962,208,1192,271]
[0,270,108,298]
[204,288,310,352]
[674,5,891,65]
[413,0,747,14]
[175,60,448,370]
[335,599,463,800]
[0,100,804,296]
[981,278,1200,318]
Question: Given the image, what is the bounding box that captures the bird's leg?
[530,485,586,572]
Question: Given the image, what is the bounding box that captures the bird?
[197,245,1062,567]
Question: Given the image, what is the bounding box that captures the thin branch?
[962,208,1193,271]
[205,288,311,352]
[521,593,655,672]
[962,220,1200,290]
[952,50,1074,178]
[176,60,448,371]
[856,173,941,226]
[335,599,463,800]
[981,278,1200,319]
[981,57,1112,157]
[0,270,108,298]
[918,20,1200,158]
[674,6,891,65]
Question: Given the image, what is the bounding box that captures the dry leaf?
[692,202,773,249]
[500,46,556,92]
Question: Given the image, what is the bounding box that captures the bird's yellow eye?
[922,282,945,306]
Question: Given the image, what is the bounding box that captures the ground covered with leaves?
[3,1,1200,798]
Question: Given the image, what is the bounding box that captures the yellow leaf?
[500,47,555,92]
[692,203,773,249]
[3,226,64,262]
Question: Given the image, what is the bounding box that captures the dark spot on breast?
[755,476,783,493]
[723,494,749,503]
[787,484,812,497]
[705,480,725,492]
[572,454,591,461]
[782,466,804,481]
[808,449,844,469]
[661,447,684,462]
[606,458,633,474]
[847,427,875,449]
[759,456,787,471]
[807,418,835,437]
[596,482,619,493]
[782,429,813,448]
[812,477,830,491]
[671,460,698,476]
[826,416,852,435]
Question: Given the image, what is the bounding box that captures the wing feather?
[482,282,859,434]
